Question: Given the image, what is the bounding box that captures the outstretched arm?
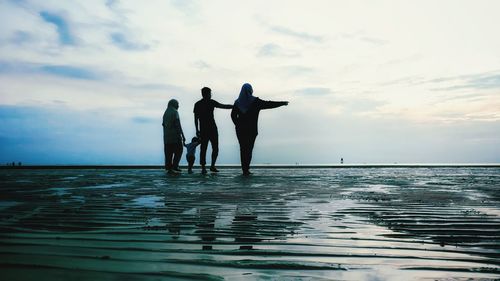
[260,100,289,110]
[214,100,233,109]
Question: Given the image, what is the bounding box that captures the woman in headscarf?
[163,99,186,173]
[231,83,288,175]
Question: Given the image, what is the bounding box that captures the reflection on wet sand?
[232,208,259,250]
[196,207,217,250]
[0,168,499,280]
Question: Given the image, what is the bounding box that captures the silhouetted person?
[194,87,232,174]
[341,158,344,164]
[184,137,200,173]
[163,99,186,173]
[232,207,260,250]
[231,83,288,175]
[195,207,217,250]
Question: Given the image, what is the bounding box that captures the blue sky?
[0,0,499,164]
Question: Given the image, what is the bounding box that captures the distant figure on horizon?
[194,87,233,174]
[184,137,200,174]
[163,99,186,173]
[231,83,288,175]
[341,158,344,164]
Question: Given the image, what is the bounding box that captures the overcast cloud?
[1,0,499,164]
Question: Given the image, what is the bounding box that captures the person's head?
[191,137,199,143]
[240,83,253,96]
[201,87,212,99]
[168,99,179,110]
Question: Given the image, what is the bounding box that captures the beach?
[0,167,499,280]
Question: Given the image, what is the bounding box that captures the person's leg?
[172,143,183,170]
[236,130,246,173]
[237,131,251,174]
[199,134,209,173]
[210,131,219,171]
[242,140,251,174]
[165,143,175,171]
[163,142,170,170]
[187,155,195,173]
[246,134,257,173]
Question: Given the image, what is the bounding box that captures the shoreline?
[1,163,499,169]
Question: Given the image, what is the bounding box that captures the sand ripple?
[0,168,499,280]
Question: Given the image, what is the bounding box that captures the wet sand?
[0,168,499,280]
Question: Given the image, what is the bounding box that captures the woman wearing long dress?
[162,99,186,173]
[231,83,288,175]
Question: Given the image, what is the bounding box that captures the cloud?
[338,31,388,46]
[0,61,15,73]
[193,60,211,70]
[257,43,299,58]
[131,116,155,123]
[380,70,500,92]
[40,65,100,80]
[110,32,149,51]
[169,0,199,16]
[379,75,426,86]
[39,11,74,45]
[346,99,386,113]
[270,25,323,43]
[295,87,331,96]
[105,0,119,9]
[0,104,35,119]
[430,72,500,91]
[360,36,388,45]
[10,30,33,45]
[0,60,101,80]
[127,82,183,91]
[277,65,315,77]
[0,104,165,164]
[469,74,500,89]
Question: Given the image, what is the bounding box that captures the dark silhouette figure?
[232,210,259,250]
[184,137,200,173]
[162,99,186,173]
[341,158,344,164]
[194,87,232,174]
[194,207,217,250]
[231,83,288,175]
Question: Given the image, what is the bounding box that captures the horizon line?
[1,163,499,169]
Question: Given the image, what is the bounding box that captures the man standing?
[194,87,232,174]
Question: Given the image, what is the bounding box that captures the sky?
[0,0,499,165]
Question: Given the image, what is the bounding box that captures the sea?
[0,167,499,280]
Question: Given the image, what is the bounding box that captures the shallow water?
[0,168,499,280]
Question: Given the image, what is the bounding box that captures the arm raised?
[214,100,233,109]
[260,100,289,110]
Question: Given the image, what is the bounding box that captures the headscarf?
[235,83,256,113]
[167,99,179,110]
[163,99,179,128]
